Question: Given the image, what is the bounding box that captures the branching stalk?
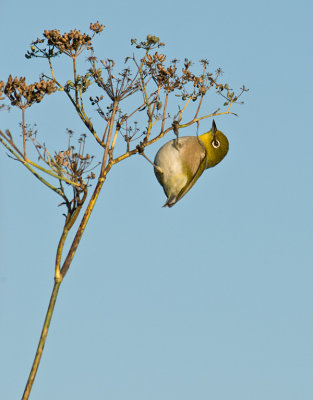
[100,101,118,176]
[55,190,87,278]
[0,137,65,196]
[0,26,246,400]
[60,175,106,278]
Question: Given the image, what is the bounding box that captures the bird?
[154,120,229,207]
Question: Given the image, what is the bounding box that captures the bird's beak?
[211,119,217,140]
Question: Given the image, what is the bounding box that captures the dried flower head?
[145,54,183,92]
[89,57,140,101]
[4,75,56,108]
[131,34,165,50]
[43,29,93,56]
[90,22,105,34]
[51,132,98,185]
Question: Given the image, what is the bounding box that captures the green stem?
[55,189,87,279]
[0,137,64,197]
[47,60,105,147]
[26,159,81,187]
[22,279,62,400]
[59,104,118,278]
[60,168,108,278]
[22,107,26,159]
[138,52,153,133]
[110,109,236,165]
[73,57,79,105]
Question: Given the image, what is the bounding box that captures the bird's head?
[199,120,229,168]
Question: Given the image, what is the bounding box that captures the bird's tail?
[162,195,176,208]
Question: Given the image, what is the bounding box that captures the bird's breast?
[154,141,185,175]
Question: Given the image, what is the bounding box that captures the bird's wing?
[173,138,207,204]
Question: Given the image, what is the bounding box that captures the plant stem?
[161,91,169,132]
[55,198,85,279]
[0,136,64,197]
[60,171,107,278]
[22,108,26,160]
[60,103,118,276]
[73,57,79,105]
[21,102,118,397]
[22,279,62,400]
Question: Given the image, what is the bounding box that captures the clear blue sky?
[1,0,312,399]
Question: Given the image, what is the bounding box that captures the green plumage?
[154,121,229,207]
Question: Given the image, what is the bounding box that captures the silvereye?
[154,120,229,207]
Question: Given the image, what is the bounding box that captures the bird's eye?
[211,139,220,148]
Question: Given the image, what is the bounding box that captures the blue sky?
[1,0,312,399]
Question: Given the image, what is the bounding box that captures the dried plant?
[0,22,248,400]
[0,80,5,99]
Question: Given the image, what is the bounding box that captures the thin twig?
[73,57,79,105]
[194,95,204,119]
[22,108,26,160]
[161,90,169,132]
[0,137,65,197]
[111,109,236,166]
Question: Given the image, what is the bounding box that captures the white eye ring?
[211,139,220,148]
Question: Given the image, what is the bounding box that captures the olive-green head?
[199,120,229,168]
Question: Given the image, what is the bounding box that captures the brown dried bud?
[90,22,105,34]
[43,28,93,56]
[3,75,56,108]
[0,80,5,100]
